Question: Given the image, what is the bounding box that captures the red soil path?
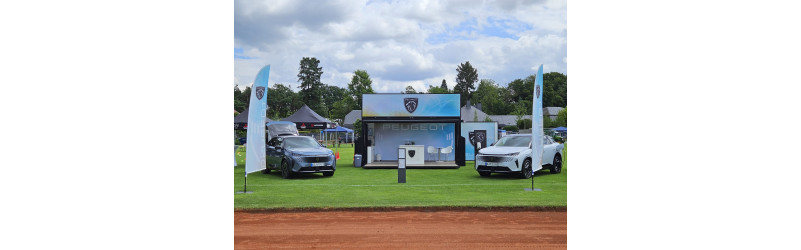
[235,209,566,249]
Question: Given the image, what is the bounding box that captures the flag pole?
[525,64,544,192]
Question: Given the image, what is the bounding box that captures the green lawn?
[234,143,566,209]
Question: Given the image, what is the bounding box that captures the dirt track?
[235,209,566,249]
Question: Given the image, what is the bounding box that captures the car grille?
[476,165,512,172]
[300,156,330,163]
[476,155,514,162]
[299,166,334,172]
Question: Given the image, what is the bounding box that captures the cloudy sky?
[234,0,566,93]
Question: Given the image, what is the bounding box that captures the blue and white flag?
[531,65,544,173]
[245,65,270,175]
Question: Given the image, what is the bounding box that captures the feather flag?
[245,65,270,175]
[531,65,544,174]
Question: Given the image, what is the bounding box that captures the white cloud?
[234,0,566,92]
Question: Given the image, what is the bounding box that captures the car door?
[266,137,283,168]
[542,136,556,165]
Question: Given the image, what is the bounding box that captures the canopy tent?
[281,104,333,130]
[320,126,355,146]
[234,108,272,130]
[553,126,567,132]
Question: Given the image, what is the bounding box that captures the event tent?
[320,126,355,146]
[234,108,272,130]
[553,126,567,132]
[281,104,333,130]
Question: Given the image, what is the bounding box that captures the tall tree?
[404,85,417,94]
[347,69,374,110]
[440,79,448,91]
[321,85,346,113]
[297,57,327,115]
[237,86,251,111]
[267,84,298,119]
[455,61,478,107]
[234,86,245,112]
[471,79,513,115]
[542,72,567,107]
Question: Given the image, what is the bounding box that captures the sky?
[234,0,566,93]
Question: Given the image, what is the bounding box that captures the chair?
[427,146,437,161]
[440,146,453,161]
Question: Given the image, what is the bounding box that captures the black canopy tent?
[234,108,272,130]
[281,104,333,130]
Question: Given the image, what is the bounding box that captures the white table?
[398,145,425,166]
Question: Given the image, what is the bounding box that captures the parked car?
[474,134,564,178]
[338,134,353,143]
[265,136,336,178]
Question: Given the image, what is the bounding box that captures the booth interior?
[356,94,465,169]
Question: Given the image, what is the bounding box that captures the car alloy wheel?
[521,159,532,179]
[281,160,291,179]
[551,155,562,174]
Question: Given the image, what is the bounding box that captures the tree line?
[235,58,567,126]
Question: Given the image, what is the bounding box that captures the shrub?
[516,119,532,130]
[503,125,519,132]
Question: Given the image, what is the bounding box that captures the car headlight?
[505,152,520,157]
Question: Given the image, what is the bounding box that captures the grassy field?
[234,143,567,209]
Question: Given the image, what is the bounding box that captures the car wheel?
[550,155,562,174]
[521,159,533,179]
[323,171,334,177]
[478,171,491,177]
[281,160,292,179]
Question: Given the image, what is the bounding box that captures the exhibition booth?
[357,94,465,168]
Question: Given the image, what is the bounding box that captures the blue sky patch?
[426,17,531,45]
[234,48,256,59]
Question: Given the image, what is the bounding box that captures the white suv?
[475,134,564,178]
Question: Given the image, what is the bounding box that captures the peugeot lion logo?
[255,86,266,100]
[409,150,416,158]
[469,130,487,148]
[404,97,418,113]
[535,85,541,99]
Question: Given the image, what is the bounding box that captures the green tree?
[330,99,352,124]
[506,76,534,113]
[517,119,532,130]
[404,85,417,94]
[237,86,251,111]
[440,79,448,91]
[234,86,245,112]
[511,102,528,126]
[556,108,567,127]
[297,57,327,115]
[543,72,567,107]
[267,84,297,119]
[455,61,478,107]
[348,69,375,110]
[353,119,362,138]
[321,84,346,118]
[470,79,514,115]
[427,85,449,94]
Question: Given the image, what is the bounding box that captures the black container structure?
[356,94,465,169]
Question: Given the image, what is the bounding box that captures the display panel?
[362,94,460,117]
[460,122,498,161]
[372,123,455,161]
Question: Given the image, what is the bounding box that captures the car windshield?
[268,123,298,136]
[494,136,531,147]
[283,137,320,149]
